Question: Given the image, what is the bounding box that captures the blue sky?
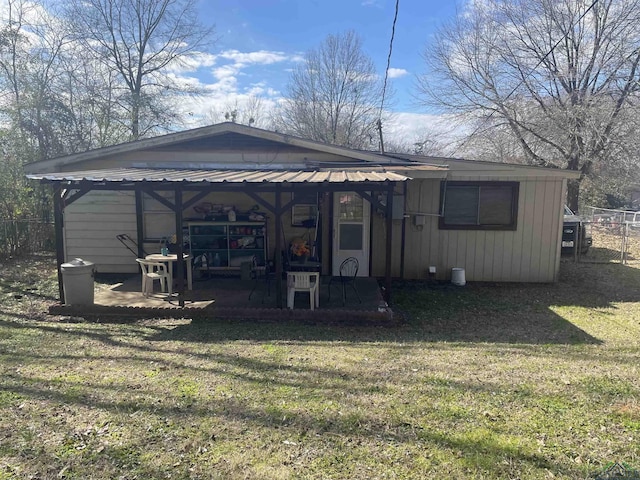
[183,0,460,143]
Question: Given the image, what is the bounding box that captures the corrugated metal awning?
[26,166,437,184]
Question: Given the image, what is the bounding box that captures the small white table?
[145,253,193,291]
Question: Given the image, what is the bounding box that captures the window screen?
[440,182,518,230]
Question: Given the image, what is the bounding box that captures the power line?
[450,0,600,158]
[377,0,400,154]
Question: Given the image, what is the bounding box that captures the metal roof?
[26,167,432,184]
[23,122,427,174]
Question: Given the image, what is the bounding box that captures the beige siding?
[372,176,565,283]
[64,191,138,273]
[64,189,332,275]
[63,177,565,281]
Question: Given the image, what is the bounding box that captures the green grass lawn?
[1,254,639,479]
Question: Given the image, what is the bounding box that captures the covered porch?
[48,273,393,323]
[31,166,416,312]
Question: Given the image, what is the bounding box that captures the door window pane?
[339,193,363,221]
[340,224,363,250]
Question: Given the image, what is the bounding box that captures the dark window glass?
[444,186,479,225]
[339,224,363,250]
[440,182,518,230]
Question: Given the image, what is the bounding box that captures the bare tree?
[0,0,71,222]
[58,49,132,149]
[205,95,270,128]
[0,0,75,160]
[418,0,640,211]
[276,30,384,149]
[67,0,215,140]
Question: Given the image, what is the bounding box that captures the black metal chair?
[328,257,361,306]
[248,255,272,302]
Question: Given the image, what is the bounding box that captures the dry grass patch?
[0,255,639,479]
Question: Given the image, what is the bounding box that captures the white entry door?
[333,192,370,277]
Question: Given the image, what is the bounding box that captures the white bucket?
[451,267,466,286]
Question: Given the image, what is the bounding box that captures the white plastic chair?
[136,259,171,297]
[287,271,320,310]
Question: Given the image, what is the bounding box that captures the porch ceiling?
[26,166,431,185]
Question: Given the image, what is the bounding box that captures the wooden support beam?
[400,182,407,279]
[143,188,176,211]
[44,180,399,194]
[246,191,276,214]
[53,184,65,303]
[135,187,144,259]
[63,188,90,207]
[358,190,387,212]
[175,187,185,307]
[274,185,283,308]
[183,190,212,210]
[385,183,394,304]
[328,191,334,275]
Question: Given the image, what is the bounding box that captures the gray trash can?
[61,258,95,305]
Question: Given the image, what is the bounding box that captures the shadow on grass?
[0,279,58,301]
[85,261,621,344]
[93,259,640,344]
[2,255,636,478]
[9,254,640,345]
[139,309,599,345]
[0,366,580,479]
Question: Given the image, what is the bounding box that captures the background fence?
[567,207,640,264]
[0,220,55,261]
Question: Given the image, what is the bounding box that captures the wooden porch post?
[175,187,185,307]
[135,187,144,258]
[385,182,394,304]
[400,181,407,279]
[53,184,65,303]
[274,185,283,308]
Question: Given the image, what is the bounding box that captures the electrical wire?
[378,0,400,154]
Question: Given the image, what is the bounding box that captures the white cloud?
[212,64,241,81]
[166,49,302,99]
[383,112,466,153]
[164,49,454,147]
[387,67,409,79]
[172,52,217,73]
[183,49,304,107]
[384,112,440,142]
[213,49,303,66]
[245,83,265,96]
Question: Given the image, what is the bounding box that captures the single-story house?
[24,122,577,306]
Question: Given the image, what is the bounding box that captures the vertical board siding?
[530,180,547,281]
[518,179,535,281]
[377,177,566,282]
[68,177,565,280]
[64,191,138,273]
[64,189,332,275]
